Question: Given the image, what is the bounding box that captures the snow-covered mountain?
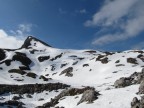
[0,36,144,108]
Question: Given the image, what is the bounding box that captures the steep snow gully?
[0,36,144,108]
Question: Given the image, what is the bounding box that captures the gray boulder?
[114,77,132,88]
[138,80,144,94]
[77,88,99,105]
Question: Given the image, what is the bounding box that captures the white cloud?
[0,29,24,49]
[10,23,33,37]
[85,0,144,46]
[0,23,33,49]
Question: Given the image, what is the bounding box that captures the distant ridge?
[21,36,52,48]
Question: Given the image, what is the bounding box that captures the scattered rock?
[61,63,67,68]
[50,53,63,61]
[116,64,125,67]
[101,57,109,64]
[115,60,120,63]
[83,64,89,67]
[51,64,55,71]
[39,75,49,81]
[72,61,78,65]
[38,56,50,62]
[38,98,44,101]
[0,100,25,108]
[19,66,30,70]
[96,55,105,61]
[26,72,37,78]
[26,94,33,98]
[85,50,96,54]
[12,95,23,100]
[8,69,26,75]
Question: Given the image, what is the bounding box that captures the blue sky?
[0,0,144,51]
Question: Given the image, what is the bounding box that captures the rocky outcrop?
[0,100,25,108]
[131,96,144,108]
[50,53,63,61]
[127,58,138,64]
[12,52,32,66]
[0,49,6,61]
[114,77,132,88]
[60,67,73,77]
[8,69,26,75]
[114,70,144,88]
[37,87,99,108]
[26,72,37,78]
[0,83,70,95]
[138,80,144,94]
[77,88,99,105]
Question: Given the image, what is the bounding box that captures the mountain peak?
[21,36,51,49]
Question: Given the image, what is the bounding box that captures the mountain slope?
[0,36,144,108]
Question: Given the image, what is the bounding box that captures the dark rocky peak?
[21,36,51,49]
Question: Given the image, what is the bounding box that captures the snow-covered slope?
[0,36,144,108]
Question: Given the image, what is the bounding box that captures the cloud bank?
[85,0,144,46]
[0,24,33,49]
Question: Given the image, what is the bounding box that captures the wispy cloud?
[0,23,34,49]
[75,9,87,14]
[10,23,33,37]
[58,8,67,14]
[84,0,144,46]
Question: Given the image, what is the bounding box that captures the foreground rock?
[37,87,100,108]
[114,68,144,88]
[77,88,99,105]
[131,96,144,108]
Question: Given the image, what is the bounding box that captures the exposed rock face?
[38,56,50,62]
[0,83,70,95]
[59,67,73,77]
[114,69,144,88]
[50,53,63,61]
[131,96,144,108]
[0,49,6,61]
[0,100,25,108]
[12,52,32,66]
[127,58,138,64]
[21,36,51,49]
[101,57,109,64]
[8,69,26,75]
[26,72,37,78]
[131,97,140,108]
[138,80,144,94]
